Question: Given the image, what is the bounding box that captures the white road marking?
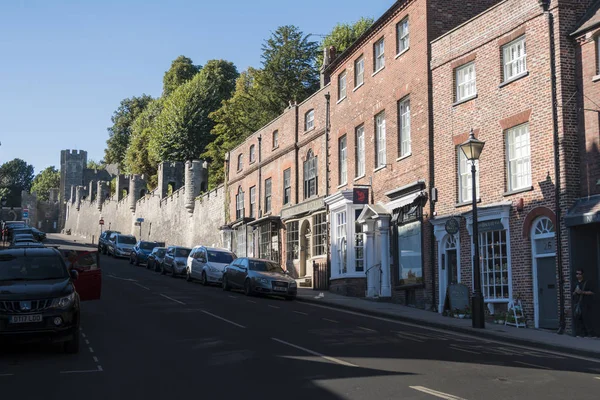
[134,282,150,290]
[160,293,186,305]
[449,345,481,355]
[272,338,357,367]
[93,356,99,363]
[60,369,102,374]
[97,365,103,372]
[85,339,90,345]
[89,347,94,353]
[410,386,466,400]
[106,274,137,282]
[595,377,600,380]
[228,295,238,299]
[81,333,86,338]
[322,318,339,323]
[299,302,600,363]
[358,326,377,333]
[293,311,308,315]
[201,310,246,328]
[268,305,280,309]
[514,361,553,370]
[393,331,425,343]
[246,300,257,304]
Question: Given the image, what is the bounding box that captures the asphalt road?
[2,235,600,399]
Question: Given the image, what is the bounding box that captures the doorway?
[439,234,460,311]
[532,217,558,329]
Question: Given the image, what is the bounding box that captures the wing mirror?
[70,270,79,281]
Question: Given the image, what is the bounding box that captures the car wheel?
[129,256,134,265]
[244,279,253,296]
[135,256,140,266]
[186,269,192,282]
[201,272,208,286]
[64,333,80,354]
[222,275,230,291]
[160,263,166,275]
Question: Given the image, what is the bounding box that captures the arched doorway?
[299,219,311,277]
[531,216,558,329]
[439,234,460,311]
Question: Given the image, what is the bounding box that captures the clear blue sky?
[0,0,393,175]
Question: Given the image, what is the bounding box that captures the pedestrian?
[573,268,595,338]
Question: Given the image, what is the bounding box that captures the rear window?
[155,249,166,257]
[0,255,68,281]
[118,236,136,245]
[175,248,191,258]
[140,242,158,250]
[208,251,235,264]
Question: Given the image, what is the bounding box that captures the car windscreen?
[208,251,235,264]
[118,236,137,245]
[248,260,284,273]
[0,255,68,281]
[140,242,158,250]
[155,249,166,257]
[175,248,191,258]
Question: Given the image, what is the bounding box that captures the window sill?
[337,182,348,190]
[503,186,533,197]
[354,174,366,181]
[372,66,385,77]
[237,169,243,173]
[395,47,409,59]
[272,146,279,150]
[249,161,256,165]
[374,165,387,173]
[453,94,478,107]
[499,71,529,88]
[304,127,315,134]
[593,75,600,82]
[396,153,412,162]
[336,96,347,105]
[455,198,481,208]
[353,82,364,92]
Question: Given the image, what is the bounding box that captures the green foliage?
[317,17,374,67]
[30,166,60,202]
[104,94,154,166]
[0,158,35,207]
[87,159,105,170]
[162,56,201,97]
[151,60,238,163]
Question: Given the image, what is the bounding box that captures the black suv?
[98,230,120,254]
[0,247,81,353]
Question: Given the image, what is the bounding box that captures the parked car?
[187,246,236,285]
[107,234,137,258]
[161,246,192,277]
[2,222,27,241]
[147,247,167,271]
[222,257,297,300]
[11,234,38,246]
[129,241,160,266]
[0,244,101,353]
[31,228,46,242]
[98,230,120,254]
[8,227,34,242]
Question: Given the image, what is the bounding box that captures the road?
[1,234,600,399]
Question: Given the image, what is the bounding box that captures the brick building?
[431,0,594,331]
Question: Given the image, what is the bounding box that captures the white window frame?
[273,130,279,148]
[283,168,291,205]
[597,37,600,75]
[355,125,365,178]
[456,62,477,102]
[339,135,347,185]
[354,56,364,88]
[236,227,246,257]
[305,110,314,131]
[397,17,409,55]
[237,154,243,171]
[236,187,244,220]
[458,147,479,203]
[503,36,527,82]
[374,38,385,72]
[264,178,272,213]
[338,70,347,101]
[375,111,386,168]
[249,186,256,218]
[506,123,531,191]
[398,97,411,157]
[249,145,255,163]
[335,211,347,275]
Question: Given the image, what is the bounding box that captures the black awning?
[566,195,600,227]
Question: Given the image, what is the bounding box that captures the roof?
[572,0,600,36]
[565,194,600,226]
[0,246,61,257]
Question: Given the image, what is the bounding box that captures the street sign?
[22,211,29,219]
[134,221,141,226]
[136,218,144,223]
[23,208,29,213]
[99,219,105,225]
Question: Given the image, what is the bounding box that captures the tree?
[0,158,34,207]
[257,25,320,115]
[162,56,201,97]
[317,17,374,67]
[104,94,154,167]
[30,166,60,202]
[150,60,238,163]
[87,160,105,170]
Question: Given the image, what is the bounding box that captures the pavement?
[1,233,600,399]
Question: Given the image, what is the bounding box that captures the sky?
[0,0,394,175]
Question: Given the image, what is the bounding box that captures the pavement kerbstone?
[296,288,600,359]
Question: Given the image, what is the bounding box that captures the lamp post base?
[471,292,486,329]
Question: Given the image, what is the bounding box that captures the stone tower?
[185,160,209,213]
[97,181,110,211]
[157,162,185,199]
[129,174,147,212]
[60,150,87,204]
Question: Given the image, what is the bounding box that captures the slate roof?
[572,0,600,36]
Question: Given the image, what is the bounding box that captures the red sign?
[353,188,369,204]
[99,219,104,225]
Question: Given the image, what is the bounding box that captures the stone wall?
[64,185,226,249]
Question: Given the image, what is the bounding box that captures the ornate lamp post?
[459,129,486,329]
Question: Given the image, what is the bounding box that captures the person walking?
[573,269,595,338]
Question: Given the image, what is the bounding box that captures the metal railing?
[312,259,329,290]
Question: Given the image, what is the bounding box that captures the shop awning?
[565,195,600,227]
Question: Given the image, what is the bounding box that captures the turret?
[185,160,207,213]
[48,188,59,203]
[97,181,110,211]
[75,186,85,210]
[129,174,147,212]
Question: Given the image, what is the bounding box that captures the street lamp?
[459,129,486,329]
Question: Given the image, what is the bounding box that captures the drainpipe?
[540,0,566,334]
[427,36,437,312]
[294,104,299,204]
[258,135,262,218]
[325,92,331,197]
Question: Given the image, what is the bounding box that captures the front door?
[446,249,458,285]
[537,256,558,329]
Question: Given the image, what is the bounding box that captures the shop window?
[312,212,327,256]
[259,222,279,262]
[286,221,299,261]
[355,222,364,272]
[397,220,422,285]
[336,211,347,275]
[236,226,246,257]
[479,229,509,300]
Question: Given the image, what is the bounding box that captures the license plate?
[273,287,287,292]
[9,314,43,324]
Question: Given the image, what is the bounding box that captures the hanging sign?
[353,188,369,204]
[445,217,459,235]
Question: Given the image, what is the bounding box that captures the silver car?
[161,246,192,277]
[222,257,297,300]
[187,246,236,285]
